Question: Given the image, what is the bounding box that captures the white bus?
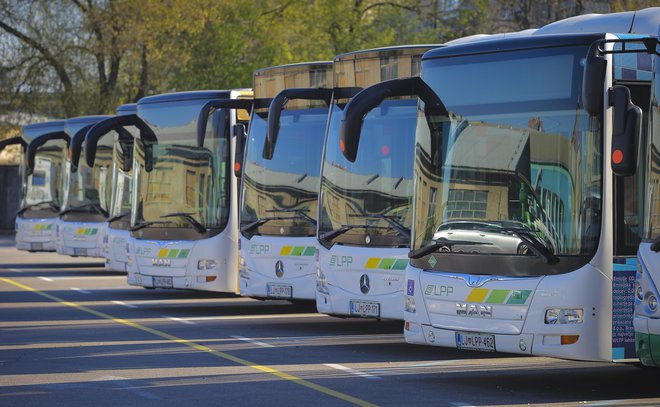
[340,9,659,361]
[83,104,142,272]
[317,46,438,320]
[238,62,333,301]
[634,29,660,367]
[127,90,252,292]
[58,116,113,258]
[15,121,68,252]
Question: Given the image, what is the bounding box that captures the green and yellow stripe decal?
[156,248,191,259]
[465,288,532,305]
[279,246,315,256]
[365,257,408,270]
[76,227,98,236]
[33,224,53,231]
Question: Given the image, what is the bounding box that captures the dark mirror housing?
[263,88,333,160]
[69,124,96,173]
[26,131,70,175]
[197,99,253,147]
[0,136,27,154]
[610,85,642,176]
[339,76,447,162]
[84,114,152,168]
[116,127,134,173]
[582,42,607,117]
[233,123,247,178]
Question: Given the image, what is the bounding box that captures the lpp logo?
[329,255,353,268]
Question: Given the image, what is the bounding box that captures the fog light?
[545,308,583,324]
[648,294,658,312]
[560,335,579,345]
[316,267,329,295]
[238,256,250,279]
[636,283,644,301]
[197,259,217,270]
[405,295,416,313]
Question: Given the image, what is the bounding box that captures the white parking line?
[449,402,476,407]
[112,301,138,309]
[323,363,380,380]
[71,287,92,294]
[231,335,274,348]
[175,313,326,322]
[8,268,22,272]
[164,316,196,325]
[38,277,53,282]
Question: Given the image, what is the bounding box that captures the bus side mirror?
[610,85,642,177]
[233,123,247,178]
[582,43,607,117]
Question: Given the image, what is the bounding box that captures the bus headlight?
[545,308,583,324]
[636,283,644,301]
[197,259,217,270]
[405,295,416,313]
[238,256,250,279]
[648,294,658,312]
[316,267,329,295]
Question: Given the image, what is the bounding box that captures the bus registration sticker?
[455,332,496,352]
[153,276,173,288]
[350,300,380,317]
[267,283,292,298]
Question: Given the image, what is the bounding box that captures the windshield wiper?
[59,202,109,217]
[16,200,60,215]
[266,208,317,227]
[160,212,207,233]
[107,213,129,223]
[367,214,410,239]
[497,227,559,265]
[319,224,392,242]
[409,238,492,259]
[651,236,660,253]
[240,217,286,234]
[129,220,173,231]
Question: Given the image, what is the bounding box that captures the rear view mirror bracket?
[26,131,70,176]
[197,99,254,147]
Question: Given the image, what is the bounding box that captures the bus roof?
[254,61,332,77]
[22,120,66,143]
[333,45,442,63]
[534,7,660,36]
[116,103,137,115]
[138,90,232,105]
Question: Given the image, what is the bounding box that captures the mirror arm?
[197,99,253,147]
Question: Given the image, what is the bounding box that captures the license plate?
[30,243,43,251]
[455,331,496,351]
[350,300,380,317]
[153,276,173,288]
[74,247,87,256]
[267,283,292,298]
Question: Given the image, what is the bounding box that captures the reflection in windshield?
[109,134,134,229]
[319,99,416,248]
[60,145,112,220]
[413,45,602,260]
[19,145,65,219]
[241,108,327,237]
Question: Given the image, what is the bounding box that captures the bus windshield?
[412,45,602,270]
[60,145,112,222]
[132,102,230,234]
[108,135,134,230]
[319,98,416,248]
[241,108,327,237]
[19,145,65,219]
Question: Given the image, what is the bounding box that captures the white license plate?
[73,247,87,256]
[350,300,380,317]
[267,283,292,298]
[153,276,173,288]
[30,243,43,251]
[455,331,496,351]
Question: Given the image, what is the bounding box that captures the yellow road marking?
[0,277,377,407]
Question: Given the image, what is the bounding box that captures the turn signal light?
[560,335,579,345]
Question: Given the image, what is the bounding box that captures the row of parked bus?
[2,8,659,366]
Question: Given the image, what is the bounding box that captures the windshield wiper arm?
[409,238,492,259]
[59,202,109,217]
[107,213,129,223]
[369,214,410,239]
[240,217,287,234]
[160,212,207,233]
[129,220,173,231]
[497,227,559,265]
[319,224,391,242]
[17,200,60,215]
[265,208,317,227]
[651,236,660,253]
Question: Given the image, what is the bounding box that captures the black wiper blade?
[367,214,410,239]
[266,208,317,227]
[107,213,128,223]
[651,236,660,253]
[319,224,391,242]
[160,212,207,233]
[17,200,60,215]
[59,202,108,217]
[409,238,492,259]
[497,227,559,265]
[129,220,173,231]
[240,217,286,234]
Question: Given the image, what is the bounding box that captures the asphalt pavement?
[1,236,659,407]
